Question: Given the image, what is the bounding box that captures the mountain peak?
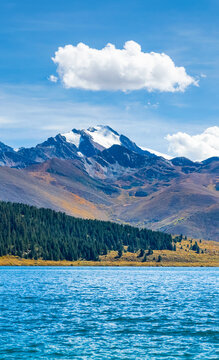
[62,129,81,148]
[61,125,121,150]
[87,125,119,136]
[61,124,161,160]
[84,125,121,149]
[0,141,14,153]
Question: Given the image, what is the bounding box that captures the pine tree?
[142,254,147,262]
[137,249,144,258]
[0,201,174,262]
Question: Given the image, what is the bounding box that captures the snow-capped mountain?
[61,125,154,157]
[0,125,217,176]
[0,125,157,168]
[62,126,121,150]
[0,125,218,240]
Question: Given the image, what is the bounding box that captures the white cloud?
[50,41,197,92]
[49,75,58,83]
[166,126,219,161]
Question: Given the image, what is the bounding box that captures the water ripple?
[0,267,218,359]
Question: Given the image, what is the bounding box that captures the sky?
[0,0,219,160]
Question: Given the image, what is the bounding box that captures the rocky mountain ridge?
[0,125,218,240]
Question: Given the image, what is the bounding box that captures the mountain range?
[0,125,218,240]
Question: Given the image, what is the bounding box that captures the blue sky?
[0,0,219,159]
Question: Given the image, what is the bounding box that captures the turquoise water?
[0,267,218,359]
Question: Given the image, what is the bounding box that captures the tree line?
[0,201,173,261]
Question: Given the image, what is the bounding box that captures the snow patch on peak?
[85,125,121,149]
[77,151,84,157]
[141,146,172,160]
[62,130,81,148]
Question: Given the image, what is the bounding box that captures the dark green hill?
[0,201,173,261]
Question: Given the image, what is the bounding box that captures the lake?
[0,267,218,359]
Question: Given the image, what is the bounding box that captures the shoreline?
[1,239,218,267]
[0,256,218,267]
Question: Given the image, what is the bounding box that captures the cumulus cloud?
[50,41,197,92]
[49,75,58,83]
[166,126,219,161]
